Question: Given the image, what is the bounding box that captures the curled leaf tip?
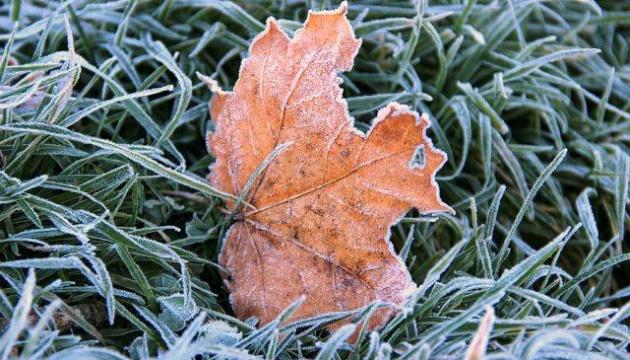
[197,72,227,95]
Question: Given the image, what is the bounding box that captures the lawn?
[0,0,629,359]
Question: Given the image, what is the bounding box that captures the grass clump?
[0,0,629,359]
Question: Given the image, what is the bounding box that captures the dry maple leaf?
[201,2,453,332]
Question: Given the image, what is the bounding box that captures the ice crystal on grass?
[0,0,628,359]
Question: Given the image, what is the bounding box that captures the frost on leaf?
[202,2,453,332]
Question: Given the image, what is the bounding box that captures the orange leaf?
[202,2,453,332]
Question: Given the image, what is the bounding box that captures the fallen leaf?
[202,2,453,332]
[464,305,495,360]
